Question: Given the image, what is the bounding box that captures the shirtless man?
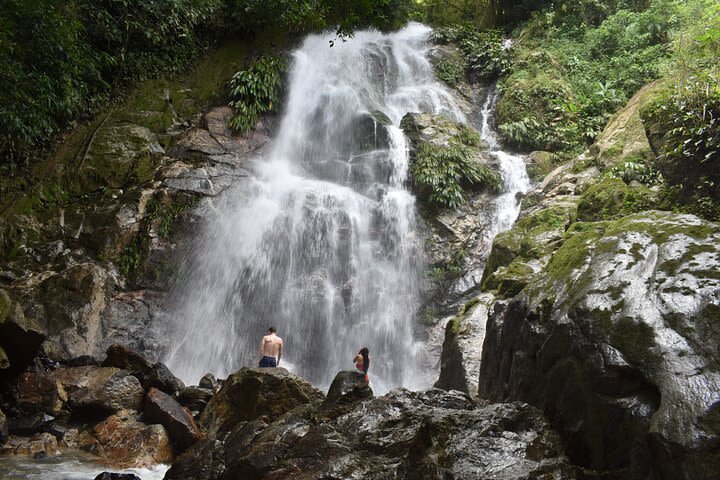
[258,327,283,368]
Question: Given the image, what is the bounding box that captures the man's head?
[268,327,276,334]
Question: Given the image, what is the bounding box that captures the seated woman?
[353,347,370,382]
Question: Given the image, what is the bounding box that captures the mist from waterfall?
[164,23,465,394]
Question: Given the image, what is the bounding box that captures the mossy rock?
[526,151,563,182]
[70,124,164,194]
[482,201,577,285]
[482,260,535,298]
[576,178,658,222]
[589,81,666,171]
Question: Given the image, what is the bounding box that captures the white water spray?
[481,86,531,239]
[164,23,465,394]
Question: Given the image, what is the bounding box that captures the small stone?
[199,373,218,391]
[12,432,61,457]
[94,474,142,480]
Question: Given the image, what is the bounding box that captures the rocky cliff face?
[0,42,274,371]
[466,84,720,478]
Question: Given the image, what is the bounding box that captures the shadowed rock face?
[166,369,576,480]
[479,211,720,478]
[199,368,324,437]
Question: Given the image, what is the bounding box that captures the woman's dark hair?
[359,347,369,374]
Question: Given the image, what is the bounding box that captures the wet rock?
[167,387,576,480]
[15,370,68,415]
[51,365,120,395]
[141,362,185,395]
[589,81,662,171]
[79,409,172,468]
[11,432,61,458]
[103,344,152,373]
[70,371,144,413]
[7,413,55,436]
[0,408,7,444]
[178,386,213,414]
[74,123,164,193]
[199,373,218,391]
[144,387,203,453]
[323,370,373,409]
[94,473,142,480]
[200,368,323,436]
[435,293,495,397]
[479,211,720,478]
[19,263,111,360]
[0,289,46,376]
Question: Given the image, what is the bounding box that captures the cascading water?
[164,23,466,394]
[480,86,531,240]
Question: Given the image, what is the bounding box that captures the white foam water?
[163,23,466,394]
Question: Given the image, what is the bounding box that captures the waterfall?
[480,86,531,239]
[164,23,465,394]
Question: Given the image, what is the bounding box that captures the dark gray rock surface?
[70,371,144,413]
[166,381,576,480]
[479,211,720,478]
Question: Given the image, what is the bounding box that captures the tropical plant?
[228,56,286,132]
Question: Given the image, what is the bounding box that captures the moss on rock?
[576,178,657,222]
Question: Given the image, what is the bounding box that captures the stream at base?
[0,453,168,480]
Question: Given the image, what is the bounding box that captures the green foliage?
[607,160,660,185]
[0,0,412,168]
[228,56,286,132]
[434,57,465,87]
[432,24,512,81]
[410,129,502,208]
[496,0,679,152]
[0,0,223,167]
[226,0,412,38]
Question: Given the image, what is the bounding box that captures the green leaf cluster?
[432,24,512,82]
[495,0,681,153]
[228,56,286,132]
[0,0,224,168]
[411,131,502,209]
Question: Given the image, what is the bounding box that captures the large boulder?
[70,371,144,413]
[200,368,323,436]
[19,263,112,360]
[78,409,172,468]
[435,293,495,397]
[166,388,576,480]
[322,370,373,409]
[479,211,720,478]
[51,365,120,395]
[144,387,203,453]
[589,81,663,171]
[15,370,68,415]
[0,289,46,376]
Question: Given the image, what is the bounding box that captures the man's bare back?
[259,330,283,367]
